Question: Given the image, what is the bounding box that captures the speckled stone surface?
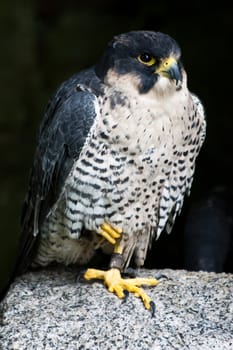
[0,268,233,349]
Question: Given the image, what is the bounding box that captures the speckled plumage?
[16,31,206,276]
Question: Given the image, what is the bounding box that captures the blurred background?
[1,1,233,292]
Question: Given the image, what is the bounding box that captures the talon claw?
[155,274,169,281]
[150,301,156,317]
[122,290,129,303]
[122,268,137,278]
[75,268,87,283]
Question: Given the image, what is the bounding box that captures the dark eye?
[137,53,156,66]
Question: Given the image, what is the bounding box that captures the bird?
[6,30,206,313]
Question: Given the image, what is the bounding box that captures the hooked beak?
[156,57,182,85]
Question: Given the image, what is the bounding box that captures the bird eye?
[137,53,156,66]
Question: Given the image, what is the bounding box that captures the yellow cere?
[157,56,177,73]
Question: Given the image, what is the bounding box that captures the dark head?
[95,31,183,94]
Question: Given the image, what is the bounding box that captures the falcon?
[14,31,206,313]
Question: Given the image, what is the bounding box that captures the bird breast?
[64,84,193,239]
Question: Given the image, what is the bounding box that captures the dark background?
[1,1,233,291]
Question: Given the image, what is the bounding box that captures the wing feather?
[16,76,99,276]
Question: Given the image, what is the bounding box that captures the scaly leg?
[84,222,159,315]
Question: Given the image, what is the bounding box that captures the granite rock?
[0,268,233,349]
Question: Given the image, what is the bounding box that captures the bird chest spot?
[109,91,129,110]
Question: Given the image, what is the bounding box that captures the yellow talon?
[113,242,123,254]
[84,267,159,314]
[101,222,122,237]
[99,222,122,245]
[86,223,158,314]
[99,229,116,244]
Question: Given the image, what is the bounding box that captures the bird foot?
[99,222,122,245]
[84,267,159,315]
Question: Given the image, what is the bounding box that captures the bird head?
[95,31,183,94]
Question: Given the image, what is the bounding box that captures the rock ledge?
[0,268,232,349]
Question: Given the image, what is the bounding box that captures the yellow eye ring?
[137,53,156,66]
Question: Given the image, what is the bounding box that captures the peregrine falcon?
[15,31,206,313]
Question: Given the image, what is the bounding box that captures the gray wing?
[16,79,99,276]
